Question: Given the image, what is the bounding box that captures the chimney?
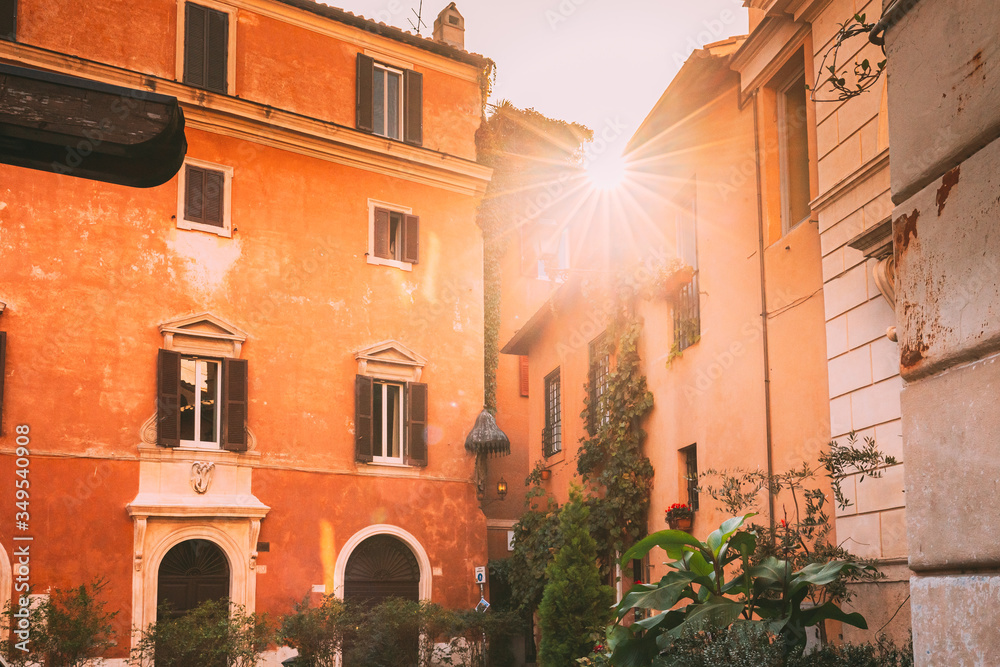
[433,3,465,50]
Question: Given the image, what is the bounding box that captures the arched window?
[343,534,420,605]
[157,539,230,619]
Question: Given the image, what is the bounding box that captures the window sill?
[360,461,422,477]
[178,218,232,238]
[366,254,413,272]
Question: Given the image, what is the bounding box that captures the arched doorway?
[156,539,230,619]
[344,534,420,605]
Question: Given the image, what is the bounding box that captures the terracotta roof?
[272,0,492,68]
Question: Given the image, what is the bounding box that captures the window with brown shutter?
[184,2,228,94]
[157,349,182,447]
[355,375,428,467]
[370,206,419,266]
[158,350,248,451]
[179,160,232,237]
[405,382,428,467]
[222,358,248,451]
[184,165,224,226]
[0,0,16,41]
[356,54,423,146]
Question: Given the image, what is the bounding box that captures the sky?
[329,0,750,155]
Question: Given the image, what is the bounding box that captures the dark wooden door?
[157,539,230,619]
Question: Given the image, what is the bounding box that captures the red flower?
[780,519,787,528]
[594,644,604,652]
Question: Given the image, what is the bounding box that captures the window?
[355,376,428,466]
[778,69,811,233]
[157,349,248,451]
[543,368,561,457]
[178,159,232,237]
[534,220,569,281]
[183,2,229,94]
[588,334,610,432]
[368,201,419,269]
[0,0,16,41]
[180,357,220,447]
[681,444,699,511]
[356,54,423,146]
[673,187,700,352]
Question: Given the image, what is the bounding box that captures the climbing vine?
[508,277,654,613]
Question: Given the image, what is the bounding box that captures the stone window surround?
[367,198,414,272]
[174,0,238,96]
[127,312,268,642]
[177,158,235,238]
[332,524,432,601]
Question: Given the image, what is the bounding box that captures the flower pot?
[667,515,693,532]
[660,265,695,297]
[540,469,551,481]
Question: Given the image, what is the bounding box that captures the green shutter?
[405,382,428,467]
[356,53,374,133]
[355,375,374,462]
[222,358,248,452]
[157,349,181,447]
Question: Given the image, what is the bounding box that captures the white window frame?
[179,356,222,450]
[373,62,405,141]
[371,379,406,465]
[175,0,238,96]
[177,158,234,238]
[367,198,414,271]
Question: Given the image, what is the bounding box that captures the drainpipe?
[751,91,777,530]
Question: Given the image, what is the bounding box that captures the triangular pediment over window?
[159,312,248,358]
[356,340,427,382]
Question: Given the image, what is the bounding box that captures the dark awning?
[0,64,186,187]
[464,409,511,458]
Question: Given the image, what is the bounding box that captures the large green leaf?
[800,601,869,630]
[621,530,703,565]
[632,609,685,631]
[615,572,697,619]
[610,629,661,667]
[682,594,746,630]
[750,557,792,588]
[705,514,755,559]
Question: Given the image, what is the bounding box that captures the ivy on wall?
[508,278,655,613]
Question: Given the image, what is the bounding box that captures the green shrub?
[1,578,118,667]
[279,596,523,667]
[539,491,615,665]
[129,599,271,667]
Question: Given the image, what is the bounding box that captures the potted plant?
[653,259,695,299]
[664,503,694,531]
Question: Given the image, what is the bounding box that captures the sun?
[585,152,627,191]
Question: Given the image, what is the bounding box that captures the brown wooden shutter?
[405,382,428,467]
[356,53,374,133]
[519,355,529,397]
[0,331,6,433]
[402,214,419,264]
[373,208,390,259]
[222,358,248,452]
[355,375,374,462]
[205,7,228,93]
[157,349,182,447]
[403,69,423,146]
[0,0,16,41]
[185,165,205,222]
[204,169,225,226]
[184,3,207,88]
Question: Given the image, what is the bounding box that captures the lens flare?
[585,152,627,191]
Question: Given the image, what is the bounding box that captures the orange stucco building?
[0,0,495,661]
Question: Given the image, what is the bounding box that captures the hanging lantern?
[464,409,511,458]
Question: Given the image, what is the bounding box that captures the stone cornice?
[0,42,493,197]
[730,16,812,95]
[811,148,891,212]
